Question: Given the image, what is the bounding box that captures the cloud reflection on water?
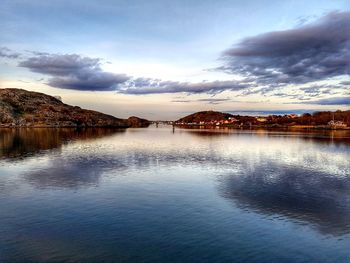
[2,127,350,237]
[217,162,350,236]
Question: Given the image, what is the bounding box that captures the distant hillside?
[127,116,150,128]
[177,110,234,123]
[0,88,150,128]
[176,109,350,128]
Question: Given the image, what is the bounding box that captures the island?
[0,88,150,128]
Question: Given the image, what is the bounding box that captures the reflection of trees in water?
[218,161,350,236]
[186,128,350,146]
[23,128,349,193]
[7,127,350,236]
[0,128,126,159]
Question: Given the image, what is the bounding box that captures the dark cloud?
[15,11,350,97]
[171,98,231,104]
[19,54,129,91]
[20,54,100,76]
[121,78,252,94]
[197,98,231,104]
[340,80,350,85]
[302,96,350,105]
[0,47,21,59]
[221,11,350,87]
[18,53,253,94]
[298,84,347,96]
[300,85,329,95]
[171,99,192,103]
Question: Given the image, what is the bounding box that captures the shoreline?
[174,124,350,131]
[0,124,349,131]
[0,125,130,129]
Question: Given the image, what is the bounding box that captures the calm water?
[0,126,350,262]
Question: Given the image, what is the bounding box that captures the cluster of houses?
[176,113,348,128]
[256,114,298,123]
[176,117,240,126]
[177,114,302,126]
[177,116,270,126]
[327,120,347,129]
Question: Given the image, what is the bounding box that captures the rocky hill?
[176,110,234,124]
[127,116,150,128]
[0,88,149,128]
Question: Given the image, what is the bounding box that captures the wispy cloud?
[0,47,21,59]
[120,78,253,95]
[197,98,231,104]
[301,96,350,105]
[227,109,315,116]
[171,99,193,103]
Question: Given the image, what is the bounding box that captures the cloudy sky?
[1,0,349,119]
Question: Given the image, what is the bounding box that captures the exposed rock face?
[127,116,150,128]
[0,88,142,128]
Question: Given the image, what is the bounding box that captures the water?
[0,126,349,262]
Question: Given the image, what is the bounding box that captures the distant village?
[173,110,349,130]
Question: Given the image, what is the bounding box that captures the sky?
[1,0,349,120]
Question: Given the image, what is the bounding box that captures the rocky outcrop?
[0,88,148,128]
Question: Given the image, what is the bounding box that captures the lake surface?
[0,126,350,262]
